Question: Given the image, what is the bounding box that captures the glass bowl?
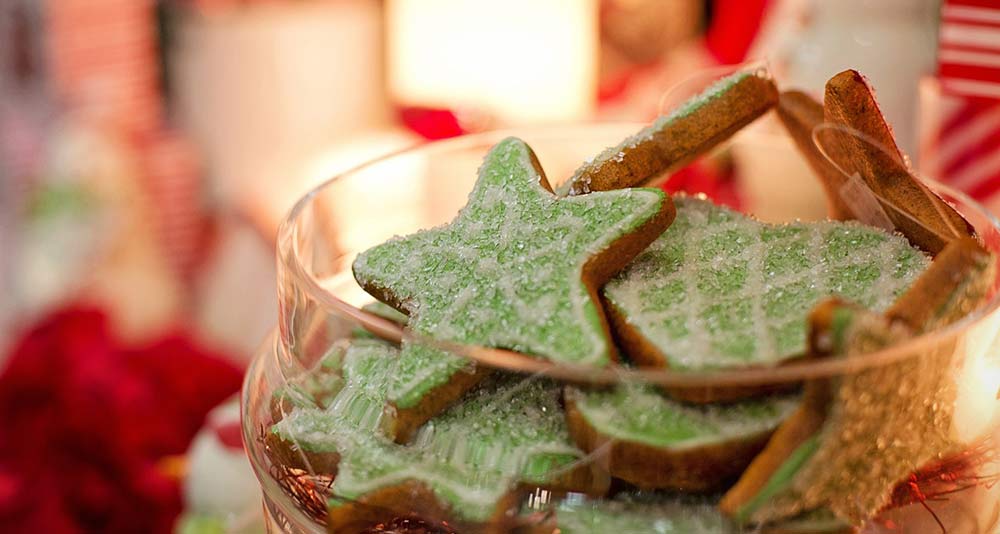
[242,124,1000,534]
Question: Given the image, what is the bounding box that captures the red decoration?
[0,307,243,534]
[398,107,466,140]
[879,436,1000,533]
[928,0,1000,209]
[704,0,771,65]
[662,157,742,210]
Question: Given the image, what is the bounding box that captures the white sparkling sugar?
[603,196,931,371]
[273,339,588,522]
[353,137,667,408]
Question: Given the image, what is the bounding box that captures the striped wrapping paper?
[46,0,206,283]
[925,0,1000,210]
[139,132,208,285]
[45,0,163,136]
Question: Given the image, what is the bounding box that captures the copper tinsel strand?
[882,436,1000,533]
[257,424,458,533]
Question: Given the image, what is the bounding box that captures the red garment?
[0,308,243,534]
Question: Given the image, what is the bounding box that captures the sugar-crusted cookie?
[353,137,673,442]
[269,338,605,533]
[361,301,407,325]
[887,236,996,330]
[560,68,777,196]
[520,496,737,534]
[720,303,933,525]
[602,196,929,401]
[269,344,345,426]
[519,496,854,534]
[721,238,995,526]
[822,69,973,254]
[353,301,408,341]
[565,384,798,491]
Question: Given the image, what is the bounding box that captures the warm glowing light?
[952,311,1000,442]
[244,130,416,240]
[387,0,598,125]
[318,133,428,255]
[303,130,417,188]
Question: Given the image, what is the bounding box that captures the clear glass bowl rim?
[274,124,1000,388]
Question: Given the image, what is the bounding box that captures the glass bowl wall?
[243,125,1000,534]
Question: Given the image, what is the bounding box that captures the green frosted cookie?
[523,496,737,534]
[270,345,346,424]
[603,196,930,377]
[353,137,671,441]
[270,338,600,530]
[566,385,798,491]
[352,301,408,340]
[723,239,995,527]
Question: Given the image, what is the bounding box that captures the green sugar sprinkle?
[352,301,408,340]
[272,339,586,522]
[570,385,798,450]
[353,137,666,408]
[734,434,821,524]
[538,495,737,534]
[604,196,931,371]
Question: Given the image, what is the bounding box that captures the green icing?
[273,346,346,412]
[353,137,666,408]
[659,70,751,123]
[361,301,408,324]
[541,496,736,534]
[603,196,931,371]
[272,339,585,522]
[734,434,821,524]
[571,385,798,449]
[352,301,409,340]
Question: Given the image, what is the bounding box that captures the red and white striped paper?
[928,0,1000,208]
[140,131,208,284]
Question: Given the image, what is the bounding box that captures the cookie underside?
[539,497,736,534]
[566,384,798,490]
[570,386,797,450]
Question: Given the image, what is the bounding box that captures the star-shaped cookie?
[353,137,673,442]
[270,339,603,532]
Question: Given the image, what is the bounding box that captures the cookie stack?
[266,69,996,534]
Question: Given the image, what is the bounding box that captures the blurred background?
[0,0,997,532]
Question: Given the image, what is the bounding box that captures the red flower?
[0,307,243,534]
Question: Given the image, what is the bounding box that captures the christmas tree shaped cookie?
[603,196,930,401]
[353,137,673,441]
